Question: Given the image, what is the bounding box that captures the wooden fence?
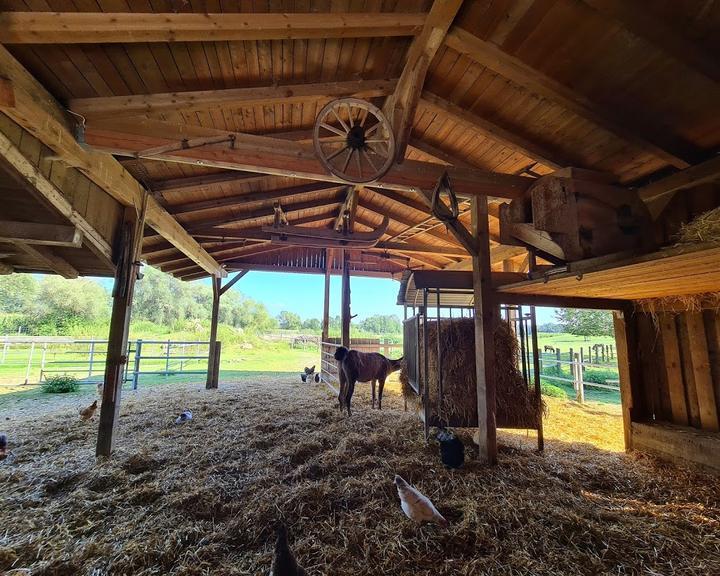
[537,344,619,402]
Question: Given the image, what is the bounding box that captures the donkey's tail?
[389,357,404,372]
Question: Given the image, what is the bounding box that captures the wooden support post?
[341,250,351,348]
[206,276,221,389]
[132,339,142,390]
[322,248,332,342]
[471,195,497,465]
[97,205,144,457]
[613,310,641,450]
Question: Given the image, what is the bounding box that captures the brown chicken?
[270,523,306,576]
[79,400,98,420]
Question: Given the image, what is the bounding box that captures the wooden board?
[631,422,720,473]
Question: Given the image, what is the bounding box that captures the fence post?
[555,348,561,373]
[88,339,96,379]
[594,345,599,364]
[132,339,143,390]
[24,341,36,385]
[165,339,171,375]
[573,353,585,403]
[1,341,7,363]
[40,343,47,381]
[610,344,614,360]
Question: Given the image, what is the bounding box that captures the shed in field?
[0,0,718,474]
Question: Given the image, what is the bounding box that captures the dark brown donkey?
[333,346,403,415]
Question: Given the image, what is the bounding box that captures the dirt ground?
[0,376,718,575]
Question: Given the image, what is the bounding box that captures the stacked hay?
[400,318,541,429]
[675,206,720,245]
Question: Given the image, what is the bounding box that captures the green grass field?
[0,331,620,410]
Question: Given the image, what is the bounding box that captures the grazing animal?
[175,410,193,424]
[394,475,448,526]
[270,523,306,576]
[300,365,316,383]
[333,346,402,415]
[436,429,464,469]
[0,433,7,461]
[79,400,98,421]
[543,345,556,353]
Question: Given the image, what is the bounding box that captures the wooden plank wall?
[0,112,121,249]
[632,308,720,433]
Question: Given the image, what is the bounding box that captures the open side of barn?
[0,1,719,572]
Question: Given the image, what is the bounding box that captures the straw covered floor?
[1,377,719,575]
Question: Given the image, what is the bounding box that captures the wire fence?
[0,337,210,388]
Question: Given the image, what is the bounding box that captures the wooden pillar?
[97,206,144,457]
[613,309,643,451]
[206,276,221,389]
[341,250,351,347]
[471,196,497,465]
[322,248,332,342]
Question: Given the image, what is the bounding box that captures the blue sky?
[194,271,557,324]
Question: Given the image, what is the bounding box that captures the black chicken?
[270,523,306,576]
[436,429,464,469]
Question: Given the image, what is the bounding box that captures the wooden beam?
[0,12,425,44]
[374,240,468,256]
[472,195,497,464]
[169,181,340,215]
[219,270,248,296]
[639,155,720,219]
[420,92,569,170]
[322,249,332,342]
[0,46,225,278]
[207,276,222,390]
[684,312,720,431]
[70,78,397,119]
[385,1,463,161]
[97,207,142,457]
[184,192,345,231]
[0,131,113,265]
[631,421,720,472]
[0,220,82,247]
[408,138,477,169]
[151,171,269,195]
[84,123,532,200]
[14,242,78,278]
[580,0,720,83]
[341,250,351,347]
[444,244,527,268]
[222,262,394,278]
[444,27,700,169]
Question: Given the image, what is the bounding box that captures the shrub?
[582,368,618,385]
[540,381,569,398]
[41,375,80,394]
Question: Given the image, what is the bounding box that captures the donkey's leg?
[371,379,377,408]
[346,378,356,416]
[338,369,347,411]
[378,377,386,410]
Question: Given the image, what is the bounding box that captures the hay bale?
[676,206,720,246]
[400,318,541,428]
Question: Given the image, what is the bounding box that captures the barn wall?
[0,112,122,249]
[617,307,720,472]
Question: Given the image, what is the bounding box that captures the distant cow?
[544,345,556,353]
[334,347,402,415]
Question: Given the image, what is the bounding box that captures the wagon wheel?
[313,97,396,184]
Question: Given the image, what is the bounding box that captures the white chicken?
[393,475,448,526]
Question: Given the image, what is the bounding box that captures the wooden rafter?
[151,171,269,195]
[169,182,340,215]
[14,243,78,278]
[639,155,720,219]
[408,138,477,169]
[84,124,532,200]
[384,0,463,161]
[0,131,113,265]
[580,0,719,83]
[444,26,701,169]
[0,12,426,44]
[70,79,397,119]
[0,46,225,277]
[0,221,82,247]
[184,193,345,231]
[420,92,569,170]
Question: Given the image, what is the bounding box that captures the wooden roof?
[0,1,718,283]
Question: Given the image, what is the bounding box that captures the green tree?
[0,274,38,313]
[32,276,110,332]
[277,310,302,330]
[359,314,402,334]
[555,309,613,340]
[302,318,321,331]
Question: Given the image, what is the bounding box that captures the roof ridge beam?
[0,12,426,44]
[70,78,398,120]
